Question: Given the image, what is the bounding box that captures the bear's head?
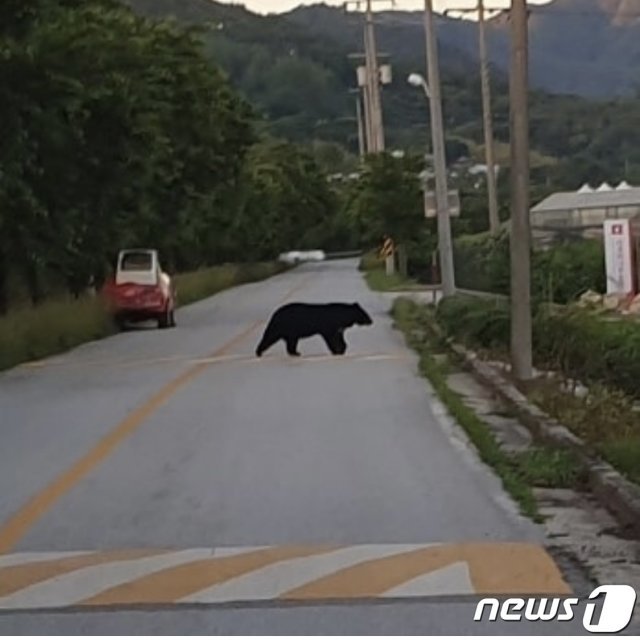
[351,302,373,326]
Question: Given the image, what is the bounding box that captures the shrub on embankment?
[453,232,606,304]
[431,295,640,484]
[435,294,640,401]
[0,262,286,372]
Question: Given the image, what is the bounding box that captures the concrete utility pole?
[364,0,385,152]
[355,92,365,157]
[509,0,533,381]
[346,0,391,154]
[445,0,500,235]
[478,0,500,235]
[424,0,455,297]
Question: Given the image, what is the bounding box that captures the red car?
[103,249,177,330]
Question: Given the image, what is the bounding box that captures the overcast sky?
[220,0,552,16]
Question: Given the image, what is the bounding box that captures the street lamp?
[408,73,432,162]
[407,73,431,99]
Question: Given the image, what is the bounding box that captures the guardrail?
[324,250,363,260]
[457,288,508,301]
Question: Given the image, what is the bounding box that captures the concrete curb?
[428,319,640,537]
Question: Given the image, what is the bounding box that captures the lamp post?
[407,67,455,298]
[408,72,431,99]
[420,0,455,297]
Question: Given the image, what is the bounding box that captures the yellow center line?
[0,275,312,555]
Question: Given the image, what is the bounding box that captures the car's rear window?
[121,252,152,271]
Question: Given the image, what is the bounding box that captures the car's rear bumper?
[113,305,166,321]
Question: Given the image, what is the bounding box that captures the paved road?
[0,260,592,633]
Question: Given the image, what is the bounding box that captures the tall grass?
[0,261,287,372]
[0,296,114,370]
[174,262,286,306]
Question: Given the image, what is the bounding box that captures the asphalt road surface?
[0,260,594,634]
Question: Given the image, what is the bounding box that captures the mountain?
[286,0,640,99]
[482,0,640,97]
[121,0,640,190]
[125,0,640,98]
[123,0,488,149]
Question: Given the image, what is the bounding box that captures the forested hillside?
[126,0,640,189]
[0,0,341,311]
[3,0,640,313]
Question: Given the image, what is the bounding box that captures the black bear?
[255,302,373,357]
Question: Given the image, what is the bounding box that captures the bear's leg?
[335,331,347,355]
[322,332,345,355]
[285,337,301,357]
[255,329,280,357]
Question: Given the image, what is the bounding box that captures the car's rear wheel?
[158,308,171,329]
[114,314,127,332]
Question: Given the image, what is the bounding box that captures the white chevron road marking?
[181,544,433,604]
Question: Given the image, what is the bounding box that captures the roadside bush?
[534,308,640,398]
[453,231,510,294]
[0,296,114,371]
[174,262,287,306]
[0,261,286,372]
[436,295,640,400]
[358,251,383,272]
[436,295,510,351]
[452,233,605,304]
[531,241,605,304]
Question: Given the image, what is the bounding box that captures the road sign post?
[385,254,395,276]
[380,236,395,275]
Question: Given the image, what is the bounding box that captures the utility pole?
[424,0,455,297]
[509,0,533,381]
[478,0,500,235]
[445,0,500,235]
[364,0,384,151]
[346,0,391,154]
[355,92,365,157]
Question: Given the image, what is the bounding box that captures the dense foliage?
[339,152,439,279]
[0,0,337,312]
[125,0,640,193]
[436,295,640,402]
[453,233,606,304]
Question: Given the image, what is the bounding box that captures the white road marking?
[0,547,268,609]
[0,551,93,569]
[381,561,474,598]
[181,544,434,603]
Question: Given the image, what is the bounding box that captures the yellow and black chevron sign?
[0,542,571,610]
[379,237,394,258]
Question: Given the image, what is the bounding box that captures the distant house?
[530,182,640,248]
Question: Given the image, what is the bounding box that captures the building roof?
[531,186,640,214]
